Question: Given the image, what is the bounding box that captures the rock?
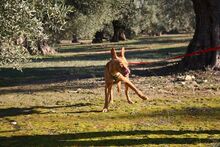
[150,86,155,89]
[68,90,78,93]
[191,81,199,87]
[77,88,82,92]
[196,79,208,84]
[176,75,196,82]
[68,88,81,93]
[181,81,186,85]
[11,121,17,125]
[50,110,56,113]
[176,75,185,81]
[203,80,208,83]
[185,75,195,81]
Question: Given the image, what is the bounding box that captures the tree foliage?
[66,0,194,39]
[0,0,72,68]
[1,0,195,68]
[124,0,194,35]
[65,0,116,39]
[160,0,195,32]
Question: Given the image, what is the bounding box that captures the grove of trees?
[183,0,220,69]
[0,0,72,68]
[2,0,219,70]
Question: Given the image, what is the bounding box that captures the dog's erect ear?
[111,48,118,59]
[120,47,125,57]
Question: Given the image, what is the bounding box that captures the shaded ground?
[0,34,220,146]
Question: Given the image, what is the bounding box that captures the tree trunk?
[23,37,36,55]
[37,40,56,55]
[111,20,126,42]
[92,31,104,43]
[15,36,56,55]
[72,34,79,43]
[15,36,37,55]
[183,0,220,70]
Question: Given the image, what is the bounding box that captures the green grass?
[0,34,220,146]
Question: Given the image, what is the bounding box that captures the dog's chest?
[112,72,120,83]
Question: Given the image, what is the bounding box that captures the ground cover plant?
[0,34,220,146]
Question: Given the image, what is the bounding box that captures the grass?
[0,34,220,146]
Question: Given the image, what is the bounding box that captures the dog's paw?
[127,100,134,104]
[102,108,108,113]
[140,95,148,100]
[109,100,114,104]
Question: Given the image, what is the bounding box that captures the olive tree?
[183,0,220,69]
[0,0,72,68]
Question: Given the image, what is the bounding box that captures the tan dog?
[103,47,148,112]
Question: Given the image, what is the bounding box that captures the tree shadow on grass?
[0,61,185,95]
[0,65,104,87]
[32,46,186,62]
[0,61,183,95]
[57,35,190,54]
[124,35,191,46]
[66,106,220,121]
[0,47,186,87]
[0,129,219,146]
[0,79,104,94]
[131,61,183,77]
[0,103,93,118]
[116,106,220,121]
[0,107,39,118]
[0,45,187,94]
[149,107,220,118]
[57,45,111,54]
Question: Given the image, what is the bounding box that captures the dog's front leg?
[117,81,122,96]
[103,85,109,112]
[125,83,134,104]
[109,84,113,104]
[103,84,113,112]
[117,73,148,100]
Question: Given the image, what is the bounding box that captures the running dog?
[103,47,148,112]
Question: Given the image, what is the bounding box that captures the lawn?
[0,34,220,146]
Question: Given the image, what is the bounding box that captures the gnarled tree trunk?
[16,36,56,55]
[72,34,79,43]
[111,20,126,42]
[37,40,56,55]
[183,0,220,69]
[92,31,104,43]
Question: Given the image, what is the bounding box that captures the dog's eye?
[119,63,124,67]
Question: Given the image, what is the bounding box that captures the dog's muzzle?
[123,68,130,76]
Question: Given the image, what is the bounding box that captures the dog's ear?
[120,47,125,57]
[111,48,118,59]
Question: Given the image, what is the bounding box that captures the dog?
[103,47,148,112]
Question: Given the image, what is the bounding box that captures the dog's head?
[111,47,130,76]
